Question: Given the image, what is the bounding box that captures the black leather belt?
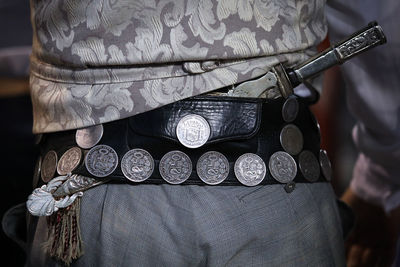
[35,95,330,189]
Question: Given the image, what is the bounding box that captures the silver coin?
[57,147,82,175]
[234,153,266,186]
[176,114,211,148]
[282,96,299,122]
[75,124,104,149]
[32,156,41,188]
[41,150,58,183]
[85,145,118,177]
[269,151,297,183]
[319,149,333,181]
[298,150,320,182]
[121,149,154,182]
[280,124,303,155]
[159,150,192,184]
[196,151,229,185]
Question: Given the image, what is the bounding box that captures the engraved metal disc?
[41,150,58,183]
[121,149,154,182]
[176,114,211,148]
[234,153,266,186]
[269,151,297,183]
[159,150,192,184]
[319,149,333,181]
[280,124,303,155]
[57,147,82,175]
[298,150,320,182]
[196,151,229,185]
[33,156,41,188]
[75,124,104,149]
[282,96,299,122]
[85,145,118,177]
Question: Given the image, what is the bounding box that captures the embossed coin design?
[41,150,58,183]
[280,124,303,155]
[282,96,299,122]
[75,124,104,149]
[57,147,82,175]
[33,156,41,188]
[121,149,154,182]
[269,151,297,183]
[159,151,192,184]
[85,145,118,177]
[176,114,211,148]
[319,149,333,181]
[197,151,229,185]
[298,150,320,182]
[234,153,266,186]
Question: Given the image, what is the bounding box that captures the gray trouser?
[26,182,345,266]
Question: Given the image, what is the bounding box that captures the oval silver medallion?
[282,96,299,122]
[57,147,82,175]
[41,150,58,183]
[269,151,297,183]
[76,124,104,149]
[298,150,320,182]
[280,124,303,155]
[197,151,229,185]
[319,149,333,181]
[176,114,210,148]
[85,145,118,177]
[33,156,41,188]
[234,153,266,186]
[159,151,192,184]
[121,149,154,182]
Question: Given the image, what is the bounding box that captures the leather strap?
[38,95,325,186]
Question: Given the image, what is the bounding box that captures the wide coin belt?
[32,96,333,194]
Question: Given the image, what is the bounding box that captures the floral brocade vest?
[29,0,327,133]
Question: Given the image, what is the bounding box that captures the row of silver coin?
[35,144,332,187]
[34,96,330,186]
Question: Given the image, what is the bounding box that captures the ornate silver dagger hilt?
[286,21,386,88]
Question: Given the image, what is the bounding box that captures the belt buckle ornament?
[176,114,210,148]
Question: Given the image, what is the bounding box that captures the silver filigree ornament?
[26,174,106,217]
[27,175,83,217]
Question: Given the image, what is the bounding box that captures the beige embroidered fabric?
[29,0,327,133]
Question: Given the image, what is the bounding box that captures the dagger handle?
[288,21,386,87]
